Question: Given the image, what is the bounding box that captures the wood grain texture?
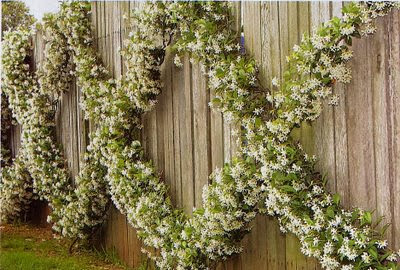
[18,2,400,269]
[285,3,304,270]
[371,15,393,243]
[179,55,195,214]
[331,2,351,210]
[388,9,400,250]
[260,2,287,270]
[347,23,377,212]
[192,62,210,208]
[311,1,337,194]
[239,3,269,270]
[172,58,184,209]
[161,51,176,204]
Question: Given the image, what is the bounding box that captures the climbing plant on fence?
[1,1,399,269]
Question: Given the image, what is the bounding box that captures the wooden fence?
[8,2,400,269]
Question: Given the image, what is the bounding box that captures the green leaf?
[326,206,335,219]
[280,185,296,193]
[212,98,221,106]
[363,211,372,225]
[369,246,378,260]
[333,194,340,205]
[255,117,262,127]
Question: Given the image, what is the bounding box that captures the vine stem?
[69,236,79,254]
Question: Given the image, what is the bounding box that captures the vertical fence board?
[347,25,377,212]
[192,62,210,208]
[331,2,351,210]
[172,58,184,208]
[260,2,287,270]
[162,52,176,204]
[371,16,393,243]
[389,9,400,250]
[286,2,299,269]
[229,2,241,159]
[321,2,337,193]
[180,55,195,214]
[121,2,143,267]
[241,3,268,270]
[210,88,224,171]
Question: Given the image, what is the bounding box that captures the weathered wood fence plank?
[388,8,400,250]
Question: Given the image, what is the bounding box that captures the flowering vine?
[0,94,33,223]
[1,1,399,270]
[1,94,13,167]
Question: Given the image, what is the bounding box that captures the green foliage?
[1,0,35,37]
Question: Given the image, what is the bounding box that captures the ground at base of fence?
[0,224,132,270]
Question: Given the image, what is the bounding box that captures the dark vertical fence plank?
[70,79,79,177]
[76,80,88,167]
[142,103,158,165]
[10,125,21,158]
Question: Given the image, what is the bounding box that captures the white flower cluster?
[1,9,110,240]
[37,13,75,101]
[0,156,34,223]
[1,1,399,270]
[56,3,264,268]
[2,26,74,227]
[1,93,13,167]
[153,1,400,268]
[1,29,44,223]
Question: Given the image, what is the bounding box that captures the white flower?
[340,26,355,35]
[328,95,340,106]
[253,108,263,115]
[361,252,371,263]
[271,77,280,87]
[387,252,398,262]
[174,54,183,67]
[341,265,353,270]
[376,239,387,249]
[330,64,352,83]
[323,241,334,255]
